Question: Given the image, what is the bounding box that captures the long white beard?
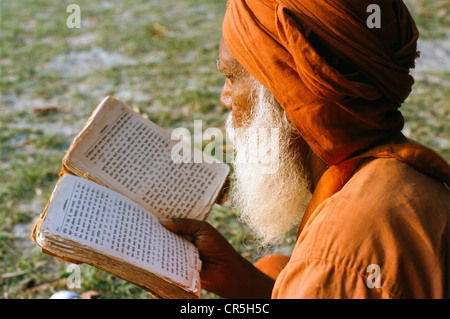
[225,82,312,246]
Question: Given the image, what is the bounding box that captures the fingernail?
[159,218,173,225]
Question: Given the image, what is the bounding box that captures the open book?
[31,96,230,299]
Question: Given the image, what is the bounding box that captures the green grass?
[406,0,450,39]
[0,0,448,299]
[403,73,450,159]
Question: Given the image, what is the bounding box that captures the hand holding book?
[31,96,230,299]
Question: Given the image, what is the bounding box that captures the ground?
[0,0,449,299]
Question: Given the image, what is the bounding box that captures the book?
[30,96,230,299]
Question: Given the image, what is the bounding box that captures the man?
[161,0,449,298]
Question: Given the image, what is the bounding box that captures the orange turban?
[223,0,420,165]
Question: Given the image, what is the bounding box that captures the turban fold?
[223,0,420,165]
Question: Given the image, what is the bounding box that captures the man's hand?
[160,218,274,299]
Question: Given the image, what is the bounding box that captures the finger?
[159,218,206,237]
[160,218,230,251]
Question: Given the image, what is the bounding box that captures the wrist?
[217,252,275,299]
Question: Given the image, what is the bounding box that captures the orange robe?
[256,144,449,298]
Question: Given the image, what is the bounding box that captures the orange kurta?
[256,147,449,298]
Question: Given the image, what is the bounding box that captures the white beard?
[225,82,312,246]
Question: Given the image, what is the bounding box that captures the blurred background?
[0,0,448,298]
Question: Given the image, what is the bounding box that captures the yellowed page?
[64,96,229,220]
[36,174,201,294]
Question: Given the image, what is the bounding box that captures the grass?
[0,0,449,299]
[408,0,450,39]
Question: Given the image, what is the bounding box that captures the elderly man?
[161,0,449,298]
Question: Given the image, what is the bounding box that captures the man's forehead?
[219,38,239,68]
[219,38,247,76]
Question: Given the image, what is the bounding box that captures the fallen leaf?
[33,106,58,115]
[150,23,168,37]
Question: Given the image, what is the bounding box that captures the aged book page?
[63,96,229,220]
[34,174,201,298]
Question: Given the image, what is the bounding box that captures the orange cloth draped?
[298,138,450,238]
[254,142,449,298]
[273,153,449,298]
[223,0,420,166]
[254,254,290,281]
[253,141,449,298]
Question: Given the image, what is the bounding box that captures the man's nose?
[220,79,233,110]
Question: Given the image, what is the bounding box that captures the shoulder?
[321,158,449,241]
[273,158,449,298]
